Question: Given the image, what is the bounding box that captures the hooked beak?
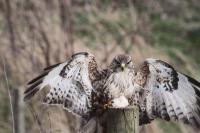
[121,63,125,71]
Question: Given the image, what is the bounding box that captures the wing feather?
[27,71,49,85]
[136,58,200,127]
[43,62,62,71]
[24,52,98,118]
[24,79,43,100]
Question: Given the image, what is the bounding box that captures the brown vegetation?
[0,0,200,133]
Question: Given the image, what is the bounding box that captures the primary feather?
[135,58,200,127]
[24,52,97,118]
[24,53,200,132]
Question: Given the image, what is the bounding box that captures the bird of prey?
[24,52,200,132]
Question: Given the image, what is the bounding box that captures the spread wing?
[24,52,99,118]
[135,58,200,127]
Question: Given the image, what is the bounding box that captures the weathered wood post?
[12,88,25,133]
[106,107,139,133]
[13,88,19,133]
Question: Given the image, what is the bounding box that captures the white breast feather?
[105,70,134,98]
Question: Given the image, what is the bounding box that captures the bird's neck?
[112,70,132,86]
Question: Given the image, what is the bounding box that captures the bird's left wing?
[134,58,200,127]
[24,52,99,118]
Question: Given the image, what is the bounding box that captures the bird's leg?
[103,99,113,109]
[128,91,140,108]
[134,92,140,106]
[138,89,149,112]
[129,91,146,111]
[140,101,146,112]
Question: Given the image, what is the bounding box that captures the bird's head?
[110,54,134,72]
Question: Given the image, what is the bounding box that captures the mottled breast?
[104,70,135,98]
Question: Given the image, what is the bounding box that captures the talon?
[103,104,110,109]
[103,100,112,108]
[103,104,108,108]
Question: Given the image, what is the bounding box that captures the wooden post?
[19,88,25,133]
[13,88,19,133]
[106,107,139,133]
[12,88,25,133]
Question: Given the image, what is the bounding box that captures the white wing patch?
[43,61,92,116]
[137,58,200,127]
[24,53,95,118]
[25,55,200,128]
[40,62,68,89]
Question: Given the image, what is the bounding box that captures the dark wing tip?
[24,79,43,101]
[184,74,200,97]
[27,71,49,85]
[25,79,43,94]
[184,74,200,87]
[25,62,62,101]
[71,52,89,58]
[24,87,40,101]
[28,62,62,85]
[43,62,61,71]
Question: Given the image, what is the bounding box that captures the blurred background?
[0,0,200,133]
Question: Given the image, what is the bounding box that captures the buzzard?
[24,52,200,132]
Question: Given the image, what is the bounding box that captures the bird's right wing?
[24,52,99,118]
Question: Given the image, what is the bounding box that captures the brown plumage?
[24,52,200,132]
[134,61,150,87]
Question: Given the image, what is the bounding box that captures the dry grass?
[0,0,200,133]
[2,57,15,133]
